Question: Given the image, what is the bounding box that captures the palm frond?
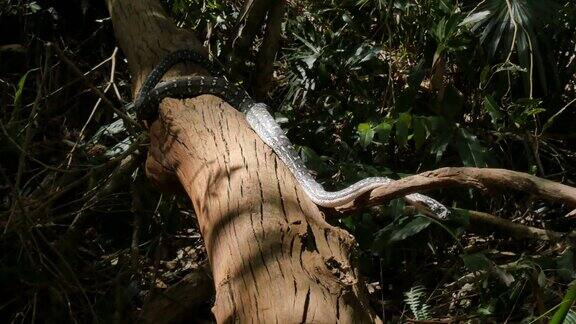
[461,0,558,95]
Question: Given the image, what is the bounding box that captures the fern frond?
[404,285,431,320]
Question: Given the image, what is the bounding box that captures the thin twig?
[68,144,146,231]
[6,45,50,233]
[67,47,120,166]
[20,135,147,225]
[33,50,115,105]
[49,42,140,133]
[0,120,76,173]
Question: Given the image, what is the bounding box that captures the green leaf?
[550,281,576,324]
[557,249,575,282]
[460,11,491,26]
[299,146,329,174]
[433,18,447,41]
[357,123,375,148]
[389,198,406,220]
[565,310,576,324]
[493,266,515,287]
[13,70,33,110]
[426,116,453,162]
[510,98,545,128]
[443,85,464,119]
[340,215,356,231]
[412,117,428,150]
[432,47,443,68]
[372,221,398,253]
[464,0,555,95]
[537,270,547,287]
[477,299,497,316]
[455,128,491,167]
[396,113,412,147]
[483,95,503,127]
[524,107,546,117]
[479,65,491,85]
[293,33,320,54]
[274,113,289,124]
[28,1,41,13]
[494,62,527,74]
[342,12,353,23]
[438,0,454,14]
[389,216,432,243]
[461,253,490,272]
[374,121,392,142]
[408,58,426,88]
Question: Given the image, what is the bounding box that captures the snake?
[132,50,449,218]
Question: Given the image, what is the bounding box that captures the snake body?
[134,50,449,217]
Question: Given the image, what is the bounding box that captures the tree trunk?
[106,0,381,322]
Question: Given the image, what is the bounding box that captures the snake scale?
[133,50,449,217]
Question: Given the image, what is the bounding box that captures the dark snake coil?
[132,50,449,216]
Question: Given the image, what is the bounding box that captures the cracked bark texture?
[106,0,381,322]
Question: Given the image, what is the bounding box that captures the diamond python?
[132,50,449,217]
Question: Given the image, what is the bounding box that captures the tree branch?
[105,0,206,97]
[50,43,140,133]
[335,167,576,214]
[252,0,284,98]
[227,0,276,69]
[455,208,576,243]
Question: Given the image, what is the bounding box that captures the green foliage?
[431,14,470,66]
[271,1,575,322]
[357,122,376,149]
[404,285,431,320]
[372,212,433,252]
[550,281,576,324]
[1,0,575,322]
[456,128,493,167]
[462,0,557,95]
[167,0,237,56]
[461,252,491,272]
[13,69,33,111]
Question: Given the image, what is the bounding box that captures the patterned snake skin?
[133,50,449,217]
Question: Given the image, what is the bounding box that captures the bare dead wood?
[227,0,276,69]
[105,0,207,96]
[455,208,576,243]
[335,167,576,214]
[253,0,285,99]
[403,204,575,243]
[145,96,381,322]
[107,0,381,322]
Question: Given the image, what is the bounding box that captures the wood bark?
[227,0,276,67]
[106,0,381,322]
[253,0,285,99]
[335,167,576,214]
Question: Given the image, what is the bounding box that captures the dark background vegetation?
[1,0,575,322]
